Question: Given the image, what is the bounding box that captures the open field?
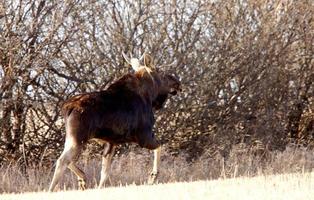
[1,172,314,200]
[1,145,314,194]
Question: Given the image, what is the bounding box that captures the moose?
[49,53,181,191]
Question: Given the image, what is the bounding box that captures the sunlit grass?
[1,145,314,199]
[2,172,313,200]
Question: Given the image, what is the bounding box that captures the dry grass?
[1,145,314,194]
[1,172,314,200]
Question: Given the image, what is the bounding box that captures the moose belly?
[91,127,134,144]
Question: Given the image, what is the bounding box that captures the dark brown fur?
[61,70,180,149]
[49,54,181,191]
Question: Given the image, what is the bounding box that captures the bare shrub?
[0,0,313,180]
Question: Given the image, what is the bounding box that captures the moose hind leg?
[49,141,81,192]
[98,143,115,188]
[68,162,86,190]
[148,146,161,184]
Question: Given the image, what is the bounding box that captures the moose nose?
[170,91,177,95]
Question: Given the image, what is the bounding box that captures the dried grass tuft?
[1,144,314,193]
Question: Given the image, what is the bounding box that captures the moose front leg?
[148,146,161,184]
[98,143,115,188]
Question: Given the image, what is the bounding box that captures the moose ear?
[143,53,154,69]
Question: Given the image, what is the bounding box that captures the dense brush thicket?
[0,0,313,165]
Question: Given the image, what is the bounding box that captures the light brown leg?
[68,162,86,190]
[49,139,81,192]
[148,146,161,184]
[98,143,115,188]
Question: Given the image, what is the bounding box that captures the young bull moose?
[49,53,181,191]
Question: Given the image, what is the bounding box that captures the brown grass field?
[1,145,314,199]
[1,172,314,200]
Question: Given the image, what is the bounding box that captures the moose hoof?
[148,172,158,185]
[78,179,86,190]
